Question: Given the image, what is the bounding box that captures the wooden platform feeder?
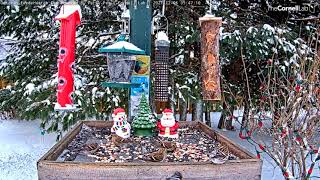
[37,121,262,180]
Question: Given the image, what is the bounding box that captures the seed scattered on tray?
[58,125,239,163]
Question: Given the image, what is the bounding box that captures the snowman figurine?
[111,108,131,138]
[157,108,179,138]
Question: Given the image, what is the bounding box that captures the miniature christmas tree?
[132,94,156,136]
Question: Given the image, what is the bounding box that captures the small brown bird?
[111,134,131,146]
[144,148,167,162]
[83,143,100,153]
[161,141,177,152]
[218,144,230,157]
[111,134,122,142]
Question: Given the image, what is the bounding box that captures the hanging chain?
[153,0,169,36]
[209,0,212,14]
[146,0,150,8]
[134,0,137,9]
[162,0,166,16]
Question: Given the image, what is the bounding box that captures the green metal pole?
[129,0,152,120]
[129,0,151,55]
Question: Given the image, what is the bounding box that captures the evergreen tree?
[153,0,319,123]
[0,0,127,134]
[0,0,318,136]
[132,94,156,130]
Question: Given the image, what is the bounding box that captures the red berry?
[296,136,302,142]
[308,168,313,175]
[259,144,265,151]
[282,129,286,133]
[283,171,289,177]
[239,132,246,140]
[257,153,261,159]
[295,85,301,92]
[289,77,294,82]
[259,84,266,91]
[281,133,287,138]
[258,121,263,127]
[280,129,287,138]
[260,96,267,101]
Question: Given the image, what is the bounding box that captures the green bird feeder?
[99,35,145,83]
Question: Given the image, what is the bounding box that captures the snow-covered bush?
[0,1,128,134]
[221,19,320,179]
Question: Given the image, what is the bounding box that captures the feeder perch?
[98,35,145,83]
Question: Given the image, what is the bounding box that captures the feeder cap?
[55,3,82,21]
[156,31,170,47]
[199,15,222,25]
[98,37,145,55]
[156,31,169,42]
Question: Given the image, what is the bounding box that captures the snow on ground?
[0,115,319,180]
[0,119,57,180]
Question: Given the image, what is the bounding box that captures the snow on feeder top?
[155,31,170,61]
[99,35,145,82]
[155,31,170,47]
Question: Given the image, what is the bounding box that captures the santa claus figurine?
[111,108,131,138]
[157,109,179,138]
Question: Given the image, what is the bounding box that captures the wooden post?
[199,15,222,101]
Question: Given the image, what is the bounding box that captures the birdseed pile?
[57,124,239,163]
